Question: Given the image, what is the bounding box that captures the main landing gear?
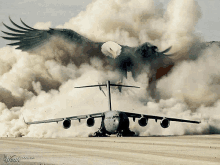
[90,128,109,137]
[116,130,135,137]
[93,131,108,137]
[89,128,136,137]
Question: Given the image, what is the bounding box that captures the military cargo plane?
[24,81,200,137]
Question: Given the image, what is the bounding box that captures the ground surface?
[0,135,219,165]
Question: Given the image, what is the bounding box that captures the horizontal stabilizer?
[75,83,140,88]
[75,85,106,88]
[109,84,140,88]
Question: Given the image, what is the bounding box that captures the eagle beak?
[112,52,118,59]
[110,48,117,59]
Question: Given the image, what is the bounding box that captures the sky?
[0,0,219,48]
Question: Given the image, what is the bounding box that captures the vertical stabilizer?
[106,80,112,111]
[75,81,139,112]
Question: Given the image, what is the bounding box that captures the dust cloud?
[0,0,219,137]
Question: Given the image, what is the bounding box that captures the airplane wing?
[24,112,104,125]
[123,111,200,124]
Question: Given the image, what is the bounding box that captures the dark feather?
[2,36,23,40]
[1,31,24,36]
[20,18,37,30]
[3,22,27,33]
[7,41,22,46]
[160,46,172,54]
[9,17,32,31]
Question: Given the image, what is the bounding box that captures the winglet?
[22,114,29,125]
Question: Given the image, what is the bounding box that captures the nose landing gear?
[116,133,122,137]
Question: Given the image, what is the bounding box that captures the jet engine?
[87,117,95,127]
[63,119,71,129]
[138,117,148,127]
[160,118,170,128]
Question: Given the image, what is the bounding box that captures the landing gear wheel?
[94,132,99,137]
[91,130,108,137]
[116,133,122,137]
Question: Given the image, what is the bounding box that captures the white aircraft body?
[24,81,200,137]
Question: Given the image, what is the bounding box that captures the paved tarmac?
[0,135,219,165]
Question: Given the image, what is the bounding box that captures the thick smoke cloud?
[0,0,219,137]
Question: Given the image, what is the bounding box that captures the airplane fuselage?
[101,110,133,136]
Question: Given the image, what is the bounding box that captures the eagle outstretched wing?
[2,17,172,60]
[1,18,174,96]
[2,17,93,51]
[1,17,109,66]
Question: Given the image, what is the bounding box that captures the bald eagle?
[1,18,174,98]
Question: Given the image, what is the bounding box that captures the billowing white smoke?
[0,0,219,137]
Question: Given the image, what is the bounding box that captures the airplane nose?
[104,117,120,134]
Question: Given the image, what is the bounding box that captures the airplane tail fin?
[75,81,140,111]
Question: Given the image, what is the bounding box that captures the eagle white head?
[101,41,122,59]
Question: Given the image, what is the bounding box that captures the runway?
[0,135,219,165]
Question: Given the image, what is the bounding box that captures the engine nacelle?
[87,117,95,127]
[63,119,71,129]
[138,117,148,127]
[160,118,170,128]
